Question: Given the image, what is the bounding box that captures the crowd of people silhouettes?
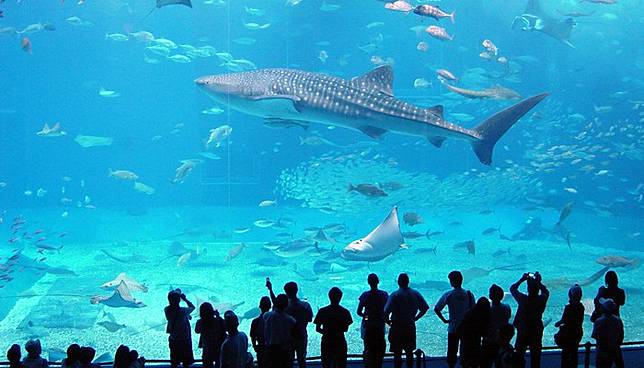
[6,270,626,368]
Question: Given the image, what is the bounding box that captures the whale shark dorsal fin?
[351,65,394,96]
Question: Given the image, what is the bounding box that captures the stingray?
[90,281,145,308]
[142,0,192,21]
[341,207,406,262]
[462,263,527,283]
[101,273,148,293]
[100,249,147,264]
[512,0,576,48]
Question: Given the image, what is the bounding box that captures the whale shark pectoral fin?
[358,125,388,139]
[428,136,446,148]
[351,65,394,96]
[251,95,302,113]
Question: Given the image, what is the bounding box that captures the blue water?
[1,0,642,360]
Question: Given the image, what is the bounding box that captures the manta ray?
[341,207,406,262]
[512,0,576,48]
[91,281,145,308]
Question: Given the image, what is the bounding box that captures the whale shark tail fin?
[471,93,548,165]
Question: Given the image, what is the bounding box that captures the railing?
[1,341,643,367]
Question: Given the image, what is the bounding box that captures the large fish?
[512,0,576,48]
[341,207,406,262]
[196,65,547,165]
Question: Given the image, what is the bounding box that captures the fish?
[206,125,232,148]
[195,66,547,165]
[233,227,250,234]
[402,230,429,240]
[512,0,576,48]
[20,37,32,53]
[225,243,246,261]
[348,183,387,197]
[254,219,275,228]
[441,81,522,100]
[105,33,129,42]
[36,123,66,137]
[453,240,476,255]
[98,87,120,98]
[74,135,113,148]
[168,55,191,63]
[258,200,277,207]
[482,227,501,235]
[555,202,574,226]
[413,5,455,23]
[403,212,423,226]
[101,272,149,293]
[341,207,407,262]
[482,39,498,55]
[108,169,139,181]
[133,182,155,195]
[384,1,413,12]
[436,69,458,82]
[425,26,453,41]
[171,159,199,184]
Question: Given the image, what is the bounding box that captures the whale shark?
[196,66,547,165]
[341,207,406,262]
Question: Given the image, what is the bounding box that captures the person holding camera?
[510,272,549,368]
[165,289,196,368]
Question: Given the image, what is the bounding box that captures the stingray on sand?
[341,207,406,262]
[91,281,145,308]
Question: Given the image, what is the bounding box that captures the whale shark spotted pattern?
[196,65,547,165]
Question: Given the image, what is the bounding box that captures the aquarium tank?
[0,0,642,360]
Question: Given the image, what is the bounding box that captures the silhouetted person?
[165,289,196,368]
[266,279,313,368]
[250,296,272,368]
[78,347,99,368]
[196,302,226,368]
[458,297,490,368]
[264,293,296,368]
[314,287,353,368]
[384,273,429,368]
[221,311,249,368]
[357,273,389,368]
[7,344,21,368]
[554,284,584,368]
[62,344,80,368]
[114,345,131,368]
[591,271,626,368]
[592,299,624,368]
[22,340,47,368]
[591,271,626,321]
[496,324,522,368]
[481,284,512,368]
[434,270,476,368]
[510,272,549,368]
[128,350,145,368]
